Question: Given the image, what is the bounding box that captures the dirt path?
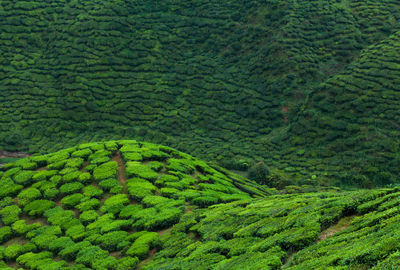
[20,214,48,226]
[158,227,172,236]
[318,215,355,242]
[0,150,29,159]
[112,151,128,192]
[137,248,157,270]
[282,215,356,268]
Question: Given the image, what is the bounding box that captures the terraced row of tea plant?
[287,189,400,269]
[2,0,400,187]
[268,30,400,188]
[0,140,272,269]
[146,188,400,269]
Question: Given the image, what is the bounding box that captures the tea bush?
[17,188,42,207]
[0,205,21,225]
[126,162,159,181]
[93,161,118,182]
[23,200,55,216]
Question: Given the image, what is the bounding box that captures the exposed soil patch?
[318,215,355,242]
[7,261,19,269]
[21,214,48,226]
[100,193,112,204]
[192,171,201,182]
[110,251,122,259]
[112,151,128,192]
[187,231,201,241]
[80,161,90,173]
[149,248,157,257]
[73,209,80,218]
[0,150,29,159]
[158,227,172,236]
[137,248,157,270]
[184,202,196,214]
[3,237,29,248]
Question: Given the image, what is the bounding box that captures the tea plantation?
[1,141,400,269]
[0,140,273,269]
[2,0,400,187]
[266,30,400,189]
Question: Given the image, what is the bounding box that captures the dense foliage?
[1,0,400,187]
[2,0,400,267]
[2,141,400,269]
[273,32,400,188]
[0,140,273,269]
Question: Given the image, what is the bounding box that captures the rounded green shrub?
[99,178,119,191]
[82,185,103,198]
[23,200,55,216]
[100,194,130,215]
[96,230,129,251]
[0,205,21,225]
[116,256,139,270]
[61,193,84,208]
[126,162,159,181]
[59,182,84,194]
[79,210,99,225]
[126,232,159,259]
[17,187,42,206]
[93,161,118,182]
[0,226,12,243]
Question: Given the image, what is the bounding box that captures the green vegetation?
[1,0,400,188]
[1,141,400,269]
[2,0,400,268]
[0,141,272,269]
[144,189,400,269]
[272,32,400,188]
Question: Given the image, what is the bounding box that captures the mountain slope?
[268,30,400,188]
[2,0,400,178]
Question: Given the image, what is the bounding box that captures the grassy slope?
[1,141,400,269]
[2,0,400,188]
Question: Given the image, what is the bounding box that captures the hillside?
[269,30,400,188]
[147,188,400,269]
[2,0,400,188]
[0,140,273,269]
[1,141,400,269]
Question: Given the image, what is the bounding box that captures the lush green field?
[1,141,400,269]
[2,0,400,187]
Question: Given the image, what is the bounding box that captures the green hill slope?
[2,0,400,180]
[268,30,400,188]
[1,141,400,269]
[0,140,273,269]
[146,188,400,270]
